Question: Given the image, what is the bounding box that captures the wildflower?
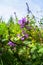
[21,36,25,41]
[21,33,28,41]
[8,41,16,47]
[22,30,28,38]
[22,17,27,23]
[18,17,27,28]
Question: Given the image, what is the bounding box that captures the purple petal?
[22,17,27,23]
[8,41,15,46]
[18,20,22,25]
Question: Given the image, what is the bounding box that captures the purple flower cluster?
[8,41,16,47]
[21,34,28,41]
[18,17,29,41]
[18,17,27,28]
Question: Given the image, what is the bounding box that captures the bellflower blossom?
[22,17,27,23]
[8,41,16,47]
[18,17,27,28]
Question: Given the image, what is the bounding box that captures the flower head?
[8,41,16,47]
[22,17,27,23]
[18,17,27,28]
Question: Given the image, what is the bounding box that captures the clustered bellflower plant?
[0,1,43,65]
[0,15,43,65]
[18,17,29,41]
